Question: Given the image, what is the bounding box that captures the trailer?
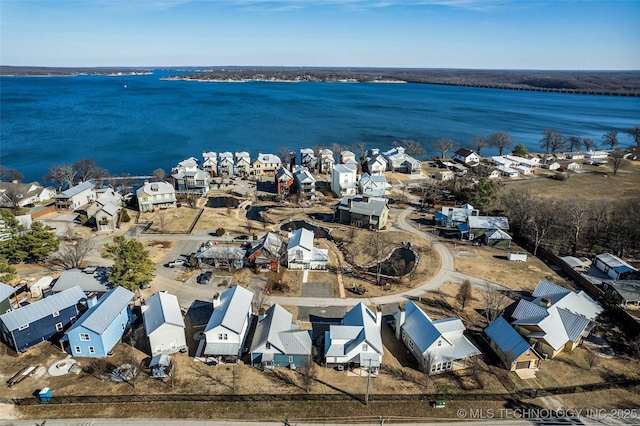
[507,251,528,262]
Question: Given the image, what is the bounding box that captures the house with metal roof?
[331,163,358,197]
[594,253,638,280]
[0,282,17,314]
[235,152,251,176]
[300,148,318,172]
[358,173,387,197]
[195,243,247,270]
[394,301,480,374]
[464,216,509,241]
[247,232,286,271]
[365,149,388,176]
[55,180,96,210]
[142,291,187,355]
[252,153,282,176]
[286,228,328,270]
[319,149,336,174]
[202,151,218,177]
[203,285,254,362]
[172,158,210,195]
[86,188,122,232]
[275,166,294,196]
[136,181,177,212]
[52,268,112,295]
[484,229,512,248]
[436,204,479,228]
[292,166,316,200]
[250,304,312,369]
[602,280,640,307]
[218,152,235,177]
[335,195,389,230]
[324,303,383,369]
[382,147,422,175]
[510,280,602,359]
[485,316,540,371]
[0,286,86,353]
[66,286,134,357]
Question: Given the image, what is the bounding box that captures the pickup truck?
[166,259,187,268]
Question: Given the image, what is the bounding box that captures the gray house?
[52,268,112,295]
[250,304,312,369]
[0,282,17,314]
[335,195,389,230]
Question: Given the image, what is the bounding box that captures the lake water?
[1,70,639,182]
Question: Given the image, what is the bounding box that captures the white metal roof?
[56,180,94,199]
[595,253,637,275]
[52,268,111,294]
[250,304,312,356]
[68,286,133,335]
[143,291,185,335]
[287,228,313,252]
[204,285,253,334]
[468,216,509,230]
[0,282,17,301]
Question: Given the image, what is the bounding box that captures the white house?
[324,303,383,369]
[435,204,479,228]
[594,253,638,280]
[542,162,561,171]
[453,148,481,165]
[394,301,481,374]
[171,157,209,194]
[300,148,318,171]
[565,152,585,160]
[203,286,254,361]
[366,149,388,176]
[235,152,251,176]
[287,228,328,270]
[218,152,235,176]
[55,181,96,210]
[382,147,421,175]
[496,165,520,178]
[202,151,218,177]
[136,181,176,212]
[319,149,336,173]
[585,150,609,159]
[330,164,358,197]
[566,162,581,171]
[515,165,533,175]
[0,181,56,208]
[358,173,387,197]
[142,291,187,355]
[292,166,316,200]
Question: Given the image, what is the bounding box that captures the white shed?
[507,252,528,262]
[30,276,54,298]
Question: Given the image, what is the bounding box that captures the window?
[156,345,162,354]
[437,340,442,347]
[80,333,90,341]
[526,349,531,356]
[266,342,271,350]
[218,333,228,340]
[170,342,177,350]
[18,324,29,331]
[88,346,95,354]
[289,356,294,363]
[70,316,76,323]
[52,311,60,318]
[75,346,81,354]
[55,322,63,332]
[362,344,368,352]
[121,322,125,331]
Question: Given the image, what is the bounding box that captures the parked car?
[197,271,213,284]
[140,282,151,289]
[166,259,187,268]
[233,234,250,241]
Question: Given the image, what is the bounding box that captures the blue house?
[250,304,312,369]
[66,286,134,357]
[0,286,86,353]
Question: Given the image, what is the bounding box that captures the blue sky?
[1,0,639,69]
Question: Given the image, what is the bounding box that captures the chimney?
[395,305,406,340]
[212,292,220,309]
[87,294,98,309]
[539,297,551,308]
[376,305,382,328]
[258,308,265,321]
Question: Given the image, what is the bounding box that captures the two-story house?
[0,181,56,209]
[253,153,282,177]
[142,291,187,355]
[218,152,235,177]
[453,148,481,165]
[55,181,96,210]
[330,164,357,198]
[136,181,177,212]
[335,195,389,230]
[319,149,336,174]
[365,149,388,176]
[292,166,316,200]
[286,228,328,270]
[235,152,251,176]
[202,151,218,177]
[172,157,210,194]
[275,166,294,196]
[300,148,318,172]
[382,147,422,175]
[86,188,122,232]
[358,173,387,197]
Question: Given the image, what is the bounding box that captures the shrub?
[121,209,131,223]
[215,227,225,236]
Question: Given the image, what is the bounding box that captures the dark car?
[197,271,213,284]
[233,234,250,241]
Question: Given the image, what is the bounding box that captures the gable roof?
[204,285,253,334]
[485,316,533,359]
[595,253,637,275]
[0,282,17,302]
[68,286,133,335]
[250,304,312,356]
[52,268,112,294]
[136,181,175,198]
[255,154,281,164]
[467,216,509,230]
[56,180,94,199]
[143,291,185,335]
[288,228,314,252]
[455,148,475,158]
[341,302,383,354]
[485,229,512,240]
[0,286,86,331]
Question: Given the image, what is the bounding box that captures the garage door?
[515,361,530,370]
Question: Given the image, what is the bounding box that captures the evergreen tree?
[20,222,60,260]
[0,256,17,283]
[512,143,528,157]
[461,178,500,213]
[102,235,155,291]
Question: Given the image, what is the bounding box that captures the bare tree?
[489,131,514,156]
[529,199,558,255]
[582,138,598,151]
[564,198,588,255]
[347,226,357,244]
[431,138,456,159]
[299,353,317,393]
[503,349,517,371]
[602,130,619,150]
[540,129,566,153]
[609,149,629,175]
[50,233,95,269]
[364,232,386,288]
[157,211,167,232]
[584,350,599,370]
[84,358,113,381]
[393,139,426,157]
[481,284,509,324]
[251,287,270,313]
[567,136,583,152]
[0,166,24,183]
[44,164,75,191]
[627,125,640,146]
[456,280,473,310]
[152,168,166,182]
[471,135,489,156]
[73,158,109,183]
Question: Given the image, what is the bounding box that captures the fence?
[134,208,205,235]
[31,204,56,219]
[5,378,639,406]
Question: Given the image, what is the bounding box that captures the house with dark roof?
[142,291,187,355]
[324,303,383,369]
[250,304,312,369]
[602,280,640,307]
[485,316,541,371]
[52,268,112,295]
[300,148,318,172]
[195,243,247,270]
[247,232,286,271]
[365,149,388,176]
[66,286,134,357]
[394,301,480,374]
[292,166,316,200]
[335,195,389,230]
[275,166,293,196]
[203,286,254,362]
[0,181,56,208]
[453,148,481,165]
[511,280,602,359]
[0,286,86,353]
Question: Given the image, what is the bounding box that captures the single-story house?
[142,291,187,355]
[52,268,112,295]
[561,256,591,272]
[496,165,519,178]
[585,150,609,159]
[594,253,638,280]
[325,303,383,369]
[0,286,86,353]
[566,162,581,171]
[195,243,246,270]
[203,286,254,362]
[250,304,312,369]
[453,148,481,165]
[436,204,479,228]
[515,165,533,175]
[287,228,328,270]
[485,317,541,371]
[394,301,481,374]
[542,162,561,171]
[484,229,512,248]
[335,195,389,230]
[66,286,134,358]
[463,216,509,241]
